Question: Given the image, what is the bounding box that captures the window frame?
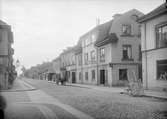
[122,44,133,61]
[122,24,132,36]
[155,22,167,49]
[91,70,95,81]
[91,50,96,62]
[85,72,88,80]
[99,47,105,62]
[156,60,167,81]
[119,69,128,81]
[84,53,88,65]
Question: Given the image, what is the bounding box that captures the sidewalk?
[65,82,167,100]
[0,79,36,92]
[1,79,44,119]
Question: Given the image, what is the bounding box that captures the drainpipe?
[96,47,99,85]
[144,23,148,89]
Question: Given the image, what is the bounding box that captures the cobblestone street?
[2,78,167,119]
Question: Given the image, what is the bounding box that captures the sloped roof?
[95,33,118,47]
[95,20,116,47]
[0,20,11,30]
[0,20,7,25]
[74,44,82,54]
[138,3,167,23]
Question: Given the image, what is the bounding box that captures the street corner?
[4,103,45,119]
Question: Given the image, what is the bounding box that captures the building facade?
[139,3,167,90]
[95,9,143,86]
[80,27,99,85]
[75,41,83,84]
[0,20,16,89]
[59,46,77,83]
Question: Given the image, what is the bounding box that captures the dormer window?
[122,24,131,35]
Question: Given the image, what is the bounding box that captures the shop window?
[119,69,128,80]
[157,60,167,80]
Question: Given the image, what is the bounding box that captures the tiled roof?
[138,2,167,23]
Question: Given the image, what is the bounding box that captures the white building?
[138,3,167,90]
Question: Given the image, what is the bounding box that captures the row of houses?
[51,9,143,87]
[0,20,17,89]
[36,3,166,91]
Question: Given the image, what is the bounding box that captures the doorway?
[100,70,105,84]
[72,72,76,83]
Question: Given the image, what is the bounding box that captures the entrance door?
[100,70,105,84]
[72,72,76,83]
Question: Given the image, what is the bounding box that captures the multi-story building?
[59,46,77,83]
[138,3,167,90]
[95,9,143,86]
[0,20,15,89]
[74,40,83,84]
[80,26,99,85]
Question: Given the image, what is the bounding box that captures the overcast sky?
[1,0,164,69]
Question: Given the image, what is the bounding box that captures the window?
[91,34,96,42]
[122,24,131,35]
[85,38,91,46]
[100,48,105,62]
[156,23,167,48]
[84,53,88,65]
[91,50,95,62]
[122,45,132,60]
[92,70,95,80]
[78,55,82,66]
[157,60,167,80]
[72,55,75,65]
[139,45,142,61]
[79,72,82,80]
[85,72,88,80]
[119,69,128,80]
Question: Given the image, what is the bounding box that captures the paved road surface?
[1,78,167,119]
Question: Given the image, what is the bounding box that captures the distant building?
[138,3,167,90]
[74,40,83,84]
[59,46,77,83]
[0,20,15,89]
[95,9,143,86]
